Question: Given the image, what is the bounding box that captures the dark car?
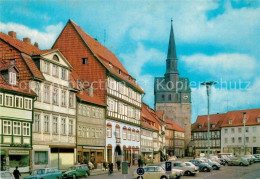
[189,160,212,172]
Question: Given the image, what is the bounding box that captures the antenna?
[104,29,106,45]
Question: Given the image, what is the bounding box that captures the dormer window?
[228,120,232,124]
[198,125,202,129]
[257,118,260,122]
[211,124,215,128]
[9,71,16,85]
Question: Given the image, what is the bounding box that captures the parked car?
[227,157,249,166]
[245,155,259,163]
[147,163,184,179]
[172,161,198,176]
[253,154,260,162]
[23,168,62,179]
[133,166,176,179]
[210,156,226,166]
[169,156,177,161]
[198,158,221,170]
[239,155,254,165]
[189,159,212,172]
[63,164,90,179]
[0,171,14,179]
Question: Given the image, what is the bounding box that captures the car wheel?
[212,165,218,170]
[203,167,209,172]
[185,171,192,176]
[239,162,243,166]
[73,174,77,179]
[160,176,167,179]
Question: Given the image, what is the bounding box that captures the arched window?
[132,129,135,141]
[127,128,131,141]
[53,55,59,61]
[123,127,127,140]
[107,123,112,138]
[115,125,120,139]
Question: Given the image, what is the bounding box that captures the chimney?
[23,37,31,45]
[8,31,17,38]
[34,42,39,48]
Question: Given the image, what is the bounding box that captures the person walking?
[13,166,21,179]
[138,157,141,167]
[116,160,121,171]
[108,162,113,176]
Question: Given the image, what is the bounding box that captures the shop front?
[141,147,153,164]
[132,147,139,165]
[123,146,131,164]
[77,146,105,169]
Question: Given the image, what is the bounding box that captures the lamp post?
[242,112,247,155]
[201,81,217,159]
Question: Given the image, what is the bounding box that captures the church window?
[168,94,171,101]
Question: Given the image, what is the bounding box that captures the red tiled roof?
[67,20,144,94]
[221,109,260,127]
[141,120,158,131]
[165,118,185,132]
[192,113,225,132]
[141,103,160,131]
[0,61,9,71]
[0,32,40,55]
[76,90,106,107]
[32,49,57,55]
[21,53,44,80]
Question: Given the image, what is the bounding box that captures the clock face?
[183,95,189,100]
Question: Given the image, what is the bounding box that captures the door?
[76,166,86,177]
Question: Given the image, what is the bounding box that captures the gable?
[40,50,72,69]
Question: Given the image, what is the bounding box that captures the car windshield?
[69,166,76,170]
[33,169,45,175]
[173,162,185,167]
[81,165,89,169]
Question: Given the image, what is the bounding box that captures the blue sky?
[1,0,260,123]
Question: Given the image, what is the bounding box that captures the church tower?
[154,20,191,154]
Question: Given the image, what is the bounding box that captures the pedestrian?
[13,166,21,179]
[103,160,107,171]
[108,162,113,176]
[116,160,121,171]
[138,158,141,167]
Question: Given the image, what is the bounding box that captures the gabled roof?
[53,20,144,94]
[141,103,159,131]
[21,53,44,80]
[192,113,225,132]
[165,118,185,132]
[0,32,40,55]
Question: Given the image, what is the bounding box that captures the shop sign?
[9,150,29,155]
[82,146,105,150]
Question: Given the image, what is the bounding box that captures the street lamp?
[242,112,247,155]
[201,81,217,159]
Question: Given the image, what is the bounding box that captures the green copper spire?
[167,19,177,59]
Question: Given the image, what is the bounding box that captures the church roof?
[167,20,177,60]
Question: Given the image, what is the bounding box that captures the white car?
[172,161,199,176]
[184,162,200,171]
[133,166,176,179]
[0,171,14,179]
[147,163,184,179]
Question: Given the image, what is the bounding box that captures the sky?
[1,0,260,123]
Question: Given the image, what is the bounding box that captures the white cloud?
[0,22,63,49]
[181,53,258,80]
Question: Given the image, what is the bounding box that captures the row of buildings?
[0,19,186,173]
[191,109,260,157]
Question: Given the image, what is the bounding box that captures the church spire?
[167,18,177,59]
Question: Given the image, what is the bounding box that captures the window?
[24,98,32,110]
[245,127,249,133]
[5,94,13,107]
[52,64,59,77]
[53,88,58,105]
[44,85,50,103]
[61,118,66,135]
[253,136,256,143]
[78,126,82,137]
[231,128,234,133]
[91,128,95,137]
[13,121,21,135]
[246,137,249,143]
[52,116,58,134]
[35,83,41,100]
[238,137,242,143]
[224,138,228,143]
[132,129,135,141]
[86,128,90,137]
[228,120,232,124]
[44,61,50,74]
[257,118,260,122]
[232,137,235,143]
[3,121,12,135]
[23,123,30,136]
[34,114,40,132]
[15,96,23,108]
[34,151,48,165]
[44,115,49,133]
[253,127,256,132]
[69,92,74,107]
[9,72,16,85]
[61,90,66,106]
[115,125,120,138]
[0,93,3,105]
[127,128,131,140]
[118,82,124,94]
[238,128,242,133]
[86,106,90,116]
[168,94,171,101]
[82,127,86,137]
[107,124,112,138]
[82,58,88,65]
[123,127,127,140]
[61,68,67,80]
[108,99,115,112]
[82,106,87,116]
[224,129,228,134]
[78,104,82,115]
[69,119,73,135]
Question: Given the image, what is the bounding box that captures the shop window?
[13,121,21,135]
[52,117,58,134]
[5,94,13,107]
[69,119,73,135]
[107,123,112,138]
[24,98,32,110]
[34,151,48,165]
[34,114,41,132]
[0,93,3,105]
[44,115,49,133]
[23,123,30,136]
[15,96,23,109]
[123,127,127,140]
[61,118,66,135]
[3,120,12,135]
[9,154,29,168]
[127,128,131,141]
